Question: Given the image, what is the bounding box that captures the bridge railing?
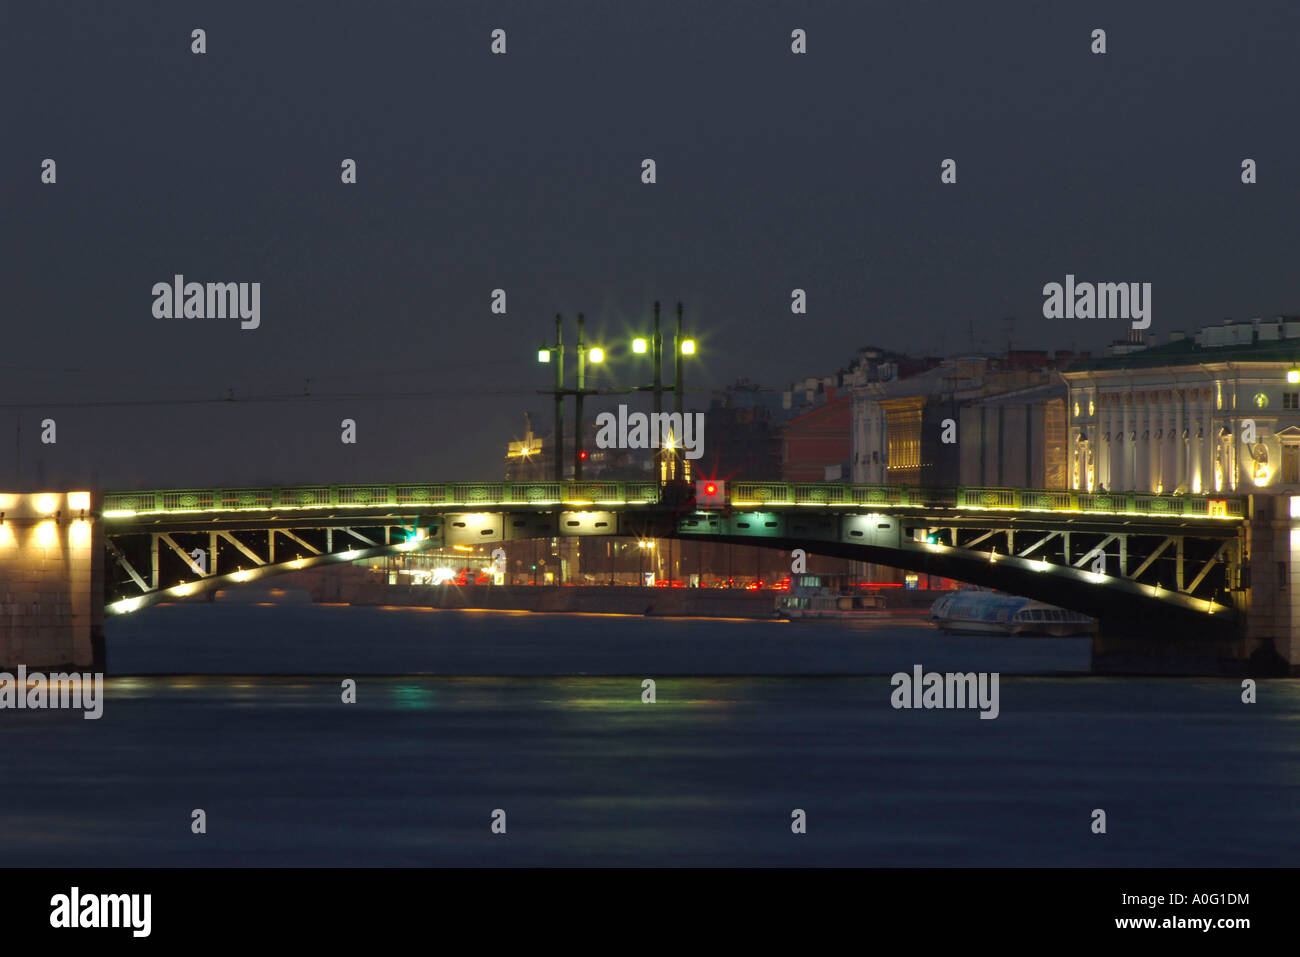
[103,481,1246,520]
[102,481,665,516]
[733,482,945,507]
[959,487,1245,518]
[729,483,1242,518]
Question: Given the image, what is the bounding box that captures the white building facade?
[1061,319,1300,496]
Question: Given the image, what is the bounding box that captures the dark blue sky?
[5,0,1300,489]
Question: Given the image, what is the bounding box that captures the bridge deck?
[101,482,1247,522]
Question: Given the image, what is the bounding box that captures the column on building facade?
[1201,390,1211,494]
[1137,392,1152,491]
[1102,392,1112,488]
[1101,394,1112,489]
[1121,393,1133,490]
[1156,391,1165,490]
[1103,394,1116,489]
[1146,393,1159,492]
[1135,394,1145,490]
[1194,387,1208,494]
[1128,393,1139,489]
[1170,390,1180,494]
[1151,394,1162,492]
[1134,393,1146,491]
[1229,410,1238,491]
[1172,389,1185,492]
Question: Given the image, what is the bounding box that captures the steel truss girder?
[103,505,1247,615]
[939,523,1237,600]
[108,523,414,602]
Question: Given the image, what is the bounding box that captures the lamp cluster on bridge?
[537,303,696,483]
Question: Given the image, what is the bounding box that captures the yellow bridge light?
[632,338,648,354]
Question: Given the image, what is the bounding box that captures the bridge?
[4,481,1289,675]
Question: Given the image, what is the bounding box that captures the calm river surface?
[0,602,1293,866]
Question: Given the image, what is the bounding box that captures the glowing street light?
[632,337,648,354]
[588,346,605,363]
[537,348,551,363]
[1288,368,1299,384]
[680,339,696,356]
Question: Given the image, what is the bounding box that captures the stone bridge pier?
[1090,494,1299,676]
[1238,494,1300,675]
[0,492,104,670]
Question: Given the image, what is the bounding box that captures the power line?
[0,388,540,410]
[0,384,709,411]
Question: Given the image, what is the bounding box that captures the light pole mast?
[653,301,663,479]
[575,313,586,480]
[553,315,564,482]
[673,302,685,481]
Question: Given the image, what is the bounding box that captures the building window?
[1285,392,1299,410]
[1284,445,1300,484]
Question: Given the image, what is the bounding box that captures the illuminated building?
[1061,318,1300,494]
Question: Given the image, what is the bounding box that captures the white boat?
[776,576,885,620]
[928,588,1095,637]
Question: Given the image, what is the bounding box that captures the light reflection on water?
[0,672,1294,866]
[0,606,1291,866]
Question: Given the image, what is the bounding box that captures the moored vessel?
[928,588,1095,637]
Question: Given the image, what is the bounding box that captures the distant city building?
[851,346,1080,488]
[504,412,657,482]
[1061,316,1300,495]
[695,379,785,481]
[504,414,552,482]
[781,389,851,482]
[960,381,1068,489]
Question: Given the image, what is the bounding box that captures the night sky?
[5,1,1299,490]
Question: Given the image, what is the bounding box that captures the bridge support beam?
[1093,495,1295,676]
[1236,494,1300,675]
[0,491,104,671]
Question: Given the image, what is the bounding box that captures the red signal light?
[695,479,726,508]
[578,450,588,460]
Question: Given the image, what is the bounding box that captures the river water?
[0,602,1294,866]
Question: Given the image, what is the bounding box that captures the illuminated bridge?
[6,480,1286,673]
[98,481,1250,648]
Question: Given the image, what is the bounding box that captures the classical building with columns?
[1060,318,1300,496]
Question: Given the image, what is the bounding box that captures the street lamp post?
[632,301,694,483]
[572,314,605,481]
[536,315,565,482]
[673,302,684,481]
[540,303,688,486]
[576,313,586,481]
[538,313,603,482]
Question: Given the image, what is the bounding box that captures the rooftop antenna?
[1002,316,1015,355]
